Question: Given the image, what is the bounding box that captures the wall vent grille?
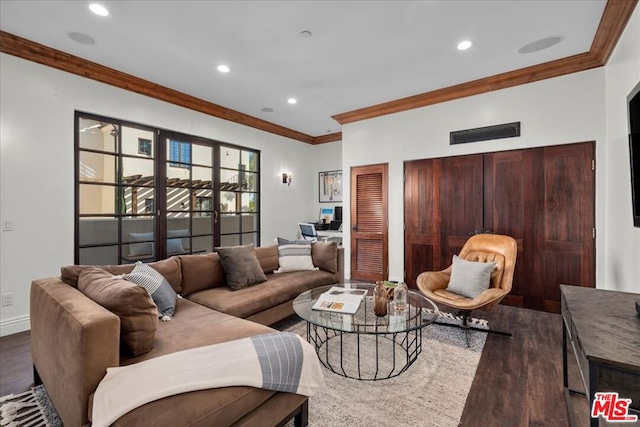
[450,122,521,145]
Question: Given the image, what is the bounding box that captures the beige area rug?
[282,318,487,427]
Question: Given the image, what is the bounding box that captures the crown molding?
[0,30,321,144]
[1,0,634,143]
[332,0,637,126]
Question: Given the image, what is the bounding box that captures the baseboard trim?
[0,314,30,337]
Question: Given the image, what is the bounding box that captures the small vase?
[373,282,388,317]
[393,282,408,312]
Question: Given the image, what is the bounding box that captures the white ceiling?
[0,1,607,137]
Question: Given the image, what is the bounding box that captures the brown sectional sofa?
[30,243,343,427]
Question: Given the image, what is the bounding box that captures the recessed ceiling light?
[261,107,274,113]
[457,40,472,51]
[217,64,230,73]
[518,36,564,54]
[68,32,96,45]
[287,98,297,105]
[89,4,109,17]
[300,30,312,38]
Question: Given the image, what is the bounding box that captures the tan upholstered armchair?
[416,233,517,344]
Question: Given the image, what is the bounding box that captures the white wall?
[604,7,640,293]
[0,53,340,335]
[342,68,610,284]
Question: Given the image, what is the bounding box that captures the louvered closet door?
[350,164,388,282]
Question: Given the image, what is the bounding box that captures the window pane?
[243,172,257,192]
[241,151,258,172]
[168,140,191,167]
[194,189,213,216]
[79,184,116,215]
[241,214,258,232]
[193,216,213,234]
[122,217,155,242]
[220,234,240,247]
[167,188,190,211]
[241,193,257,213]
[241,233,258,246]
[220,214,240,234]
[221,169,240,192]
[79,245,119,265]
[79,151,117,183]
[79,217,118,245]
[220,192,236,213]
[168,221,191,251]
[220,147,240,170]
[192,236,213,254]
[123,187,155,215]
[192,166,212,183]
[122,157,155,184]
[122,127,154,157]
[192,144,213,167]
[79,119,117,152]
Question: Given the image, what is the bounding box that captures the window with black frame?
[75,112,260,265]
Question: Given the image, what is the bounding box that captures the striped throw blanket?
[91,332,324,427]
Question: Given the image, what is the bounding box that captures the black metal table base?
[305,321,422,381]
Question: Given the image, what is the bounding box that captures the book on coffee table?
[312,286,367,314]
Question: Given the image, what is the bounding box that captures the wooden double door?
[404,141,595,312]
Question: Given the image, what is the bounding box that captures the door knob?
[351,225,358,231]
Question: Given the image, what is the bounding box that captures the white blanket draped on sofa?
[92,332,324,427]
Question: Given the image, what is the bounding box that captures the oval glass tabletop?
[293,282,439,335]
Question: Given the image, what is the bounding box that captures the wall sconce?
[282,172,292,186]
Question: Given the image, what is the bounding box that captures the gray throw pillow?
[447,255,496,299]
[123,261,178,320]
[216,245,267,291]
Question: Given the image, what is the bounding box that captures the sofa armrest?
[30,278,120,427]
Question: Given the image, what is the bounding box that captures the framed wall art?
[319,170,342,202]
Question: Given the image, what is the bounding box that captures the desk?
[317,230,342,241]
[561,285,640,426]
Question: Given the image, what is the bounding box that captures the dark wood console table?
[561,285,640,427]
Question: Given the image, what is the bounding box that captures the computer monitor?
[319,207,334,223]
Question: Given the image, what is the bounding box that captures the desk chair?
[299,223,323,242]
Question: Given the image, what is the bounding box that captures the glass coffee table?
[293,282,439,380]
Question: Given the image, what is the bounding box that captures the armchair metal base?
[433,310,512,347]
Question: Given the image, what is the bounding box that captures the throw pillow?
[216,245,267,291]
[447,255,497,299]
[122,261,178,321]
[275,241,318,273]
[311,241,338,273]
[77,267,158,356]
[167,238,185,254]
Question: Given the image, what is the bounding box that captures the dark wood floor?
[0,305,592,426]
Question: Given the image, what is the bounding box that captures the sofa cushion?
[188,270,337,319]
[217,245,267,290]
[77,267,158,356]
[61,256,183,294]
[123,261,178,320]
[179,252,227,296]
[255,245,279,274]
[112,298,282,427]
